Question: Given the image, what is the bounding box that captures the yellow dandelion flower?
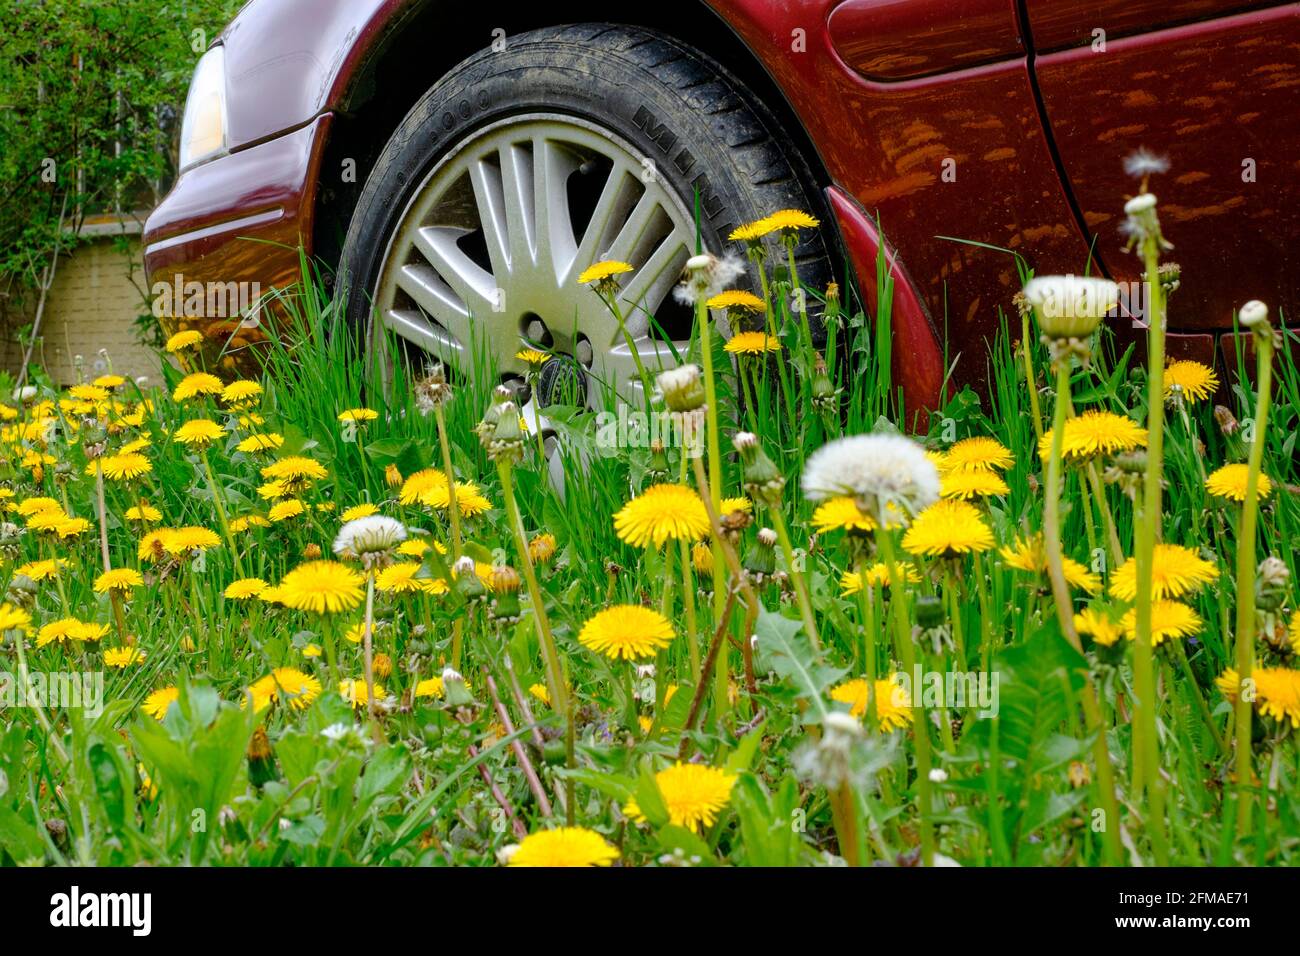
[830,676,914,732]
[261,456,329,483]
[0,604,33,634]
[940,468,1010,499]
[707,290,766,312]
[764,208,820,232]
[237,432,284,454]
[68,384,109,403]
[37,618,83,647]
[528,532,557,564]
[1109,543,1217,601]
[103,647,145,668]
[1163,360,1218,403]
[17,497,63,517]
[1074,607,1124,647]
[528,683,551,707]
[229,514,270,533]
[1205,463,1272,502]
[96,452,153,481]
[338,678,386,709]
[579,605,675,660]
[54,517,93,539]
[174,418,225,447]
[1217,667,1300,728]
[142,687,180,720]
[277,561,365,614]
[247,668,322,712]
[1000,536,1100,593]
[508,827,619,867]
[15,559,66,581]
[126,503,163,523]
[221,380,262,406]
[729,217,776,242]
[1119,600,1203,646]
[268,499,306,522]
[516,349,551,366]
[165,330,203,352]
[943,436,1014,472]
[577,260,633,285]
[224,578,269,600]
[1038,411,1147,463]
[338,407,378,423]
[172,372,224,402]
[165,527,222,554]
[724,331,781,355]
[94,568,143,593]
[624,762,737,832]
[719,497,752,518]
[902,499,994,558]
[338,503,378,522]
[613,483,710,548]
[839,563,921,595]
[93,374,126,389]
[375,562,433,594]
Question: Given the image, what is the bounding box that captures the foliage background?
[0,0,243,345]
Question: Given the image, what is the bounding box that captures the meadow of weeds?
[0,166,1297,868]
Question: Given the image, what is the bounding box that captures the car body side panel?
[827,0,1023,80]
[1023,0,1278,52]
[218,0,401,148]
[143,115,334,372]
[1033,6,1300,329]
[712,0,1094,385]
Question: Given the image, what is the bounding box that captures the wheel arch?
[311,1,834,285]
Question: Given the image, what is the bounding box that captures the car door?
[1026,2,1300,331]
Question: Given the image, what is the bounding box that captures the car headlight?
[179,45,228,171]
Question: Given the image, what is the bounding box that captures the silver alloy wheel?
[371,113,704,427]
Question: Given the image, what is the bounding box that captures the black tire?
[339,21,832,356]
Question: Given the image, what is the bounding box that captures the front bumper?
[143,114,333,374]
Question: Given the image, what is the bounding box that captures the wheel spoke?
[603,187,663,268]
[535,135,580,283]
[382,307,464,360]
[500,142,535,265]
[570,162,634,281]
[619,233,690,337]
[468,156,512,275]
[410,226,499,316]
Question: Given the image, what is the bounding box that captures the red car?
[144,0,1300,409]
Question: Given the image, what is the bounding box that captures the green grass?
[0,199,1297,868]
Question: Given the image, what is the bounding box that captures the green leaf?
[754,609,845,722]
[633,761,671,829]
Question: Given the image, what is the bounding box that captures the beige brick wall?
[5,236,167,387]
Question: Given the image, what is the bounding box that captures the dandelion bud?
[656,364,705,413]
[647,439,670,482]
[824,282,841,319]
[489,565,522,624]
[1067,761,1091,789]
[486,400,526,463]
[247,726,278,789]
[302,543,322,560]
[1239,299,1274,345]
[440,667,476,710]
[415,363,453,415]
[1256,557,1290,613]
[372,652,393,680]
[1214,405,1239,437]
[454,556,486,603]
[692,541,714,578]
[384,463,403,487]
[1023,275,1117,342]
[744,528,778,584]
[1122,191,1167,251]
[811,352,837,412]
[734,432,785,507]
[528,532,557,565]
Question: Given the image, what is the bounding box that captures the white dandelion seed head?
[441,666,464,685]
[12,386,36,403]
[801,433,940,520]
[1124,193,1157,216]
[1123,148,1169,179]
[824,711,863,738]
[333,515,407,557]
[1239,299,1269,328]
[452,555,477,577]
[929,768,949,783]
[674,252,747,305]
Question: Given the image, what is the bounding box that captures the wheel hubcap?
[372,113,701,415]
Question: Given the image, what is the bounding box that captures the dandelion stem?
[361,570,382,744]
[1233,327,1274,836]
[433,404,462,561]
